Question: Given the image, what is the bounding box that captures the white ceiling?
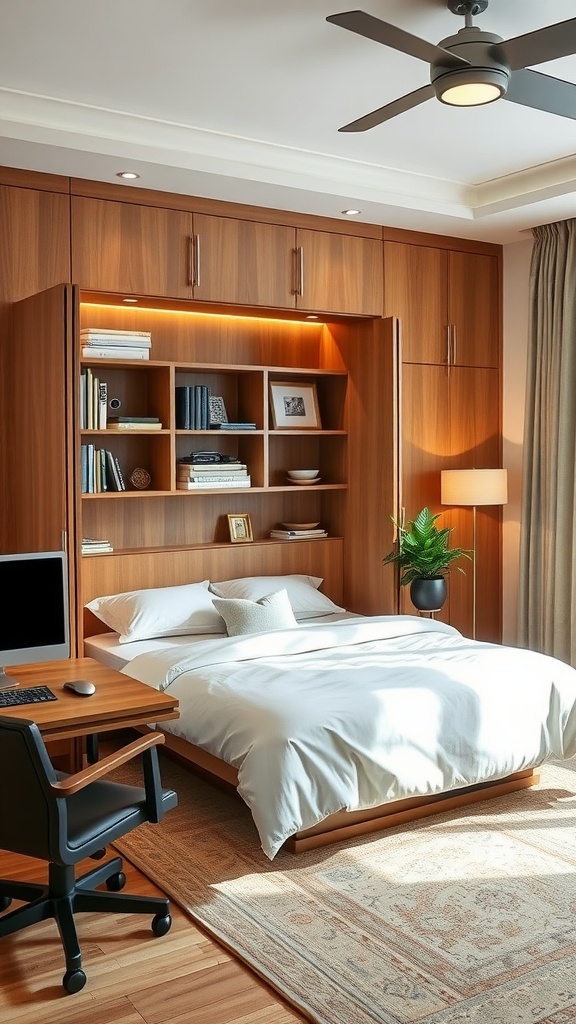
[1,0,575,244]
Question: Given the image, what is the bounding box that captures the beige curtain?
[519,219,576,666]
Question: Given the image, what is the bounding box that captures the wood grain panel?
[448,251,500,368]
[72,196,192,298]
[384,240,448,364]
[0,184,70,304]
[382,225,502,256]
[328,318,400,615]
[399,362,452,621]
[80,299,323,366]
[193,214,295,307]
[80,540,343,643]
[296,229,383,316]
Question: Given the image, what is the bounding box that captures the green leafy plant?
[382,507,472,586]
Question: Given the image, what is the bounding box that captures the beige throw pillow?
[212,588,298,637]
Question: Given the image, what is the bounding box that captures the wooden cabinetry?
[384,238,500,368]
[71,197,383,315]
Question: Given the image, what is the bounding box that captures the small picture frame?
[269,381,321,430]
[209,395,228,425]
[227,513,253,543]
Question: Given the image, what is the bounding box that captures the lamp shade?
[441,468,508,507]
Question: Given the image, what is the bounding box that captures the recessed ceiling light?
[342,209,360,216]
[123,297,138,303]
[116,171,140,180]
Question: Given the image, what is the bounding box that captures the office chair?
[0,716,178,993]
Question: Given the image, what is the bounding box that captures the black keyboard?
[0,685,57,707]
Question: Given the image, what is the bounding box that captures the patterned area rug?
[113,756,576,1024]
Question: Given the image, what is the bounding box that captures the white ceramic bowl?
[286,469,319,480]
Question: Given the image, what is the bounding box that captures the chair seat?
[67,779,178,852]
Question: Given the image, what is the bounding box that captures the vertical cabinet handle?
[293,246,304,297]
[188,236,194,287]
[188,235,201,287]
[446,324,458,365]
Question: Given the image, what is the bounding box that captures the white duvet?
[122,615,576,859]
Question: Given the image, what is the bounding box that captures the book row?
[81,445,126,493]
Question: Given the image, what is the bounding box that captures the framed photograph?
[227,513,253,543]
[209,395,228,425]
[269,381,321,430]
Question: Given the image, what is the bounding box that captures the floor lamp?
[440,468,508,640]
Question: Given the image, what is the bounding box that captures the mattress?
[84,611,359,670]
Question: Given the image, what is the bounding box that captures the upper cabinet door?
[0,184,70,303]
[384,240,500,368]
[191,215,295,307]
[384,241,448,364]
[71,197,193,299]
[295,229,383,316]
[448,251,500,369]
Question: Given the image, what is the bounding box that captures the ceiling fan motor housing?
[431,27,511,105]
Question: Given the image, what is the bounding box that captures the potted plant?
[382,507,472,612]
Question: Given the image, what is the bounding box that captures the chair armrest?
[51,732,165,796]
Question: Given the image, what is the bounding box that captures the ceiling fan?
[326,0,576,131]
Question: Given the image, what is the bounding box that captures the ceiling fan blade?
[338,84,435,132]
[327,10,469,69]
[496,18,576,71]
[504,68,576,121]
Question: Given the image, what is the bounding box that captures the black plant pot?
[409,576,447,612]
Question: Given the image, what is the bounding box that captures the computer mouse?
[63,680,96,697]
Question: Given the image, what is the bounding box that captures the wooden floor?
[0,849,307,1024]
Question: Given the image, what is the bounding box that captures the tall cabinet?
[383,230,502,641]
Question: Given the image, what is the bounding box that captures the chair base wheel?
[63,968,86,994]
[106,871,126,892]
[152,913,172,937]
[0,896,12,912]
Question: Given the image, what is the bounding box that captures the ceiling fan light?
[433,66,509,107]
[441,80,502,105]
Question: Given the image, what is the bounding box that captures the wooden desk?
[0,658,179,768]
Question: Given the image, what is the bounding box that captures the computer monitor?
[0,550,70,688]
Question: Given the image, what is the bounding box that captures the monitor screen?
[0,550,70,685]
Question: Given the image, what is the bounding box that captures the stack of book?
[107,416,162,430]
[82,537,114,555]
[176,460,251,490]
[80,445,126,492]
[81,328,151,360]
[269,527,328,540]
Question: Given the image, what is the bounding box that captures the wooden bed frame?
[80,544,538,853]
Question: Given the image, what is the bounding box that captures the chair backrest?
[0,715,67,862]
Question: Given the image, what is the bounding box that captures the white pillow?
[212,589,298,637]
[209,574,344,620]
[86,580,225,644]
